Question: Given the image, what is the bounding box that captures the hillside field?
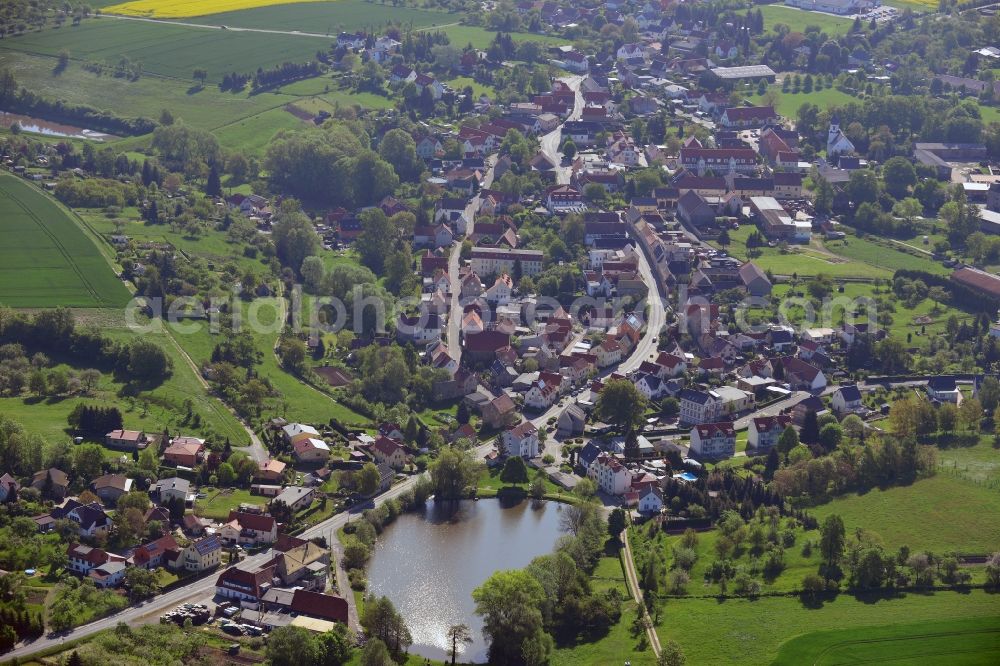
[0,17,325,82]
[0,174,131,309]
[658,590,1000,665]
[774,616,1000,666]
[810,473,1000,553]
[197,0,456,32]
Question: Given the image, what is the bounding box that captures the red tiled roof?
[290,589,349,623]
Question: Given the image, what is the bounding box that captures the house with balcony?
[747,414,792,452]
[689,421,736,459]
[502,421,540,458]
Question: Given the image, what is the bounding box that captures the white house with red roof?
[689,421,737,459]
[292,437,330,463]
[747,414,792,451]
[588,453,634,495]
[372,436,407,470]
[502,421,540,458]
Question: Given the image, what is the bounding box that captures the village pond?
[366,497,565,662]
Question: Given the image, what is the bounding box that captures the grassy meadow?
[774,616,1000,666]
[759,5,854,35]
[0,174,132,308]
[658,590,1000,665]
[810,473,1000,553]
[198,0,456,32]
[753,85,858,118]
[0,17,326,83]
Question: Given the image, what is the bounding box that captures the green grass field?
[759,5,854,35]
[659,590,1000,666]
[0,174,131,308]
[753,86,858,118]
[716,225,892,279]
[823,235,949,276]
[2,17,324,82]
[939,437,1000,485]
[194,486,264,519]
[198,0,455,33]
[168,297,367,426]
[810,473,1000,553]
[774,616,1000,666]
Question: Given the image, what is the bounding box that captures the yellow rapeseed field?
[104,0,332,18]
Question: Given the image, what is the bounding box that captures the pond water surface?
[0,111,117,141]
[366,497,565,662]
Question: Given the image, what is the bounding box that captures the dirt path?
[620,527,662,658]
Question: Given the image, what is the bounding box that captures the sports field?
[760,5,854,35]
[105,0,330,18]
[774,616,1000,665]
[0,174,131,308]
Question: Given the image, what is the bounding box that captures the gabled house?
[831,384,864,414]
[588,453,633,495]
[689,421,736,459]
[0,473,19,502]
[777,357,827,391]
[52,500,112,538]
[222,511,278,546]
[105,429,148,450]
[638,486,663,514]
[747,414,792,451]
[174,535,222,573]
[927,377,962,404]
[31,468,69,500]
[502,421,540,458]
[129,534,179,570]
[155,476,191,505]
[483,393,518,428]
[256,459,287,483]
[372,436,407,470]
[216,563,276,602]
[92,474,133,505]
[270,483,313,513]
[163,436,205,467]
[557,404,586,437]
[292,437,331,463]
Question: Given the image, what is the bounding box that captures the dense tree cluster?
[264,125,398,207]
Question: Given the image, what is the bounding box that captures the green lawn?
[759,5,854,35]
[659,590,1000,666]
[169,297,367,426]
[0,49,295,132]
[774,616,1000,666]
[198,0,456,33]
[938,437,1000,485]
[718,226,891,279]
[753,86,859,119]
[810,473,1000,553]
[211,105,308,155]
[445,75,496,99]
[631,518,820,596]
[822,234,949,276]
[194,487,264,519]
[2,17,325,83]
[0,174,131,308]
